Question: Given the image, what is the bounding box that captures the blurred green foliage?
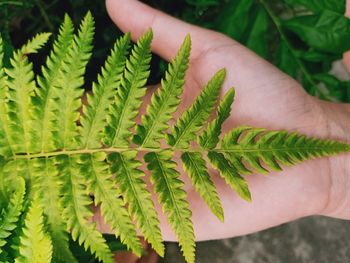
[1,0,349,101]
[148,0,350,101]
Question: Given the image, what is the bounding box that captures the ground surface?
[162,216,350,263]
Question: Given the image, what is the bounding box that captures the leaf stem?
[11,144,349,160]
[35,0,54,31]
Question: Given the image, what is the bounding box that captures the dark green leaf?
[283,0,345,14]
[246,6,269,58]
[283,10,350,53]
[276,40,299,79]
[214,0,254,41]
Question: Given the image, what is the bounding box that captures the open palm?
[102,0,350,242]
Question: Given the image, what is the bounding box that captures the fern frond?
[181,152,224,221]
[82,152,143,256]
[57,155,114,263]
[30,157,77,262]
[15,199,52,263]
[133,35,191,148]
[5,33,50,154]
[0,159,34,258]
[104,29,153,147]
[81,33,131,149]
[199,88,235,149]
[0,177,25,254]
[220,127,350,173]
[145,151,195,263]
[35,15,75,152]
[55,12,94,150]
[208,151,252,202]
[0,36,14,158]
[0,157,8,206]
[167,68,226,148]
[1,206,27,261]
[20,33,51,55]
[108,151,164,256]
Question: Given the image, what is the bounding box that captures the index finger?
[105,0,231,61]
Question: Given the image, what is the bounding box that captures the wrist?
[316,100,350,219]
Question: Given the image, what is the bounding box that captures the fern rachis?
[0,13,349,263]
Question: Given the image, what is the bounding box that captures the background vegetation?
[1,0,349,102]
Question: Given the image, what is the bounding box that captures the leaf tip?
[184,34,192,45]
[217,67,227,77]
[243,191,252,203]
[226,87,235,99]
[216,210,225,222]
[144,28,154,39]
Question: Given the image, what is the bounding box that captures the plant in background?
[1,0,349,101]
[147,0,350,101]
[0,13,349,263]
[0,0,350,102]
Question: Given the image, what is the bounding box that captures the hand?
[102,0,350,241]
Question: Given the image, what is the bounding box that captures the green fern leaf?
[1,160,34,258]
[104,29,153,147]
[199,88,235,149]
[20,33,52,55]
[145,151,195,263]
[220,127,350,173]
[0,35,14,157]
[55,12,94,150]
[81,34,131,149]
[57,155,114,263]
[82,152,143,256]
[15,199,52,263]
[167,68,226,148]
[208,151,252,202]
[133,35,191,148]
[35,15,75,152]
[0,157,8,206]
[108,151,164,256]
[30,157,77,263]
[5,33,50,154]
[181,152,224,221]
[0,177,25,254]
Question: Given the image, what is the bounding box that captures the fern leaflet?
[81,33,131,149]
[35,15,75,152]
[31,157,77,262]
[57,155,114,263]
[181,152,224,221]
[0,35,14,157]
[199,88,235,149]
[167,68,226,148]
[104,29,153,147]
[83,152,143,256]
[108,152,164,256]
[15,199,53,263]
[133,35,191,148]
[55,12,94,150]
[145,151,195,263]
[5,33,51,153]
[0,178,25,254]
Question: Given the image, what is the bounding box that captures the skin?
[98,0,350,242]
